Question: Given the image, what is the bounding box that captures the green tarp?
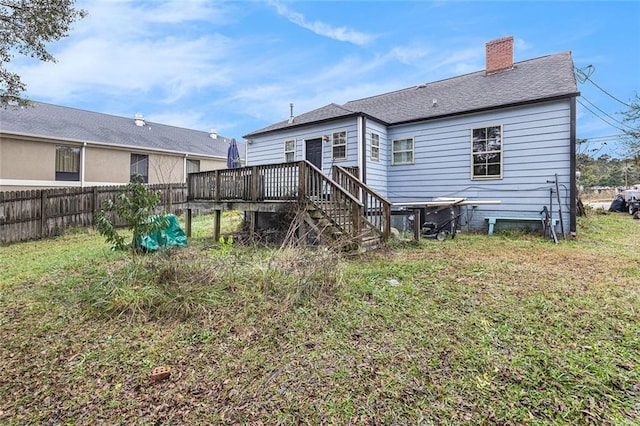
[140,214,188,252]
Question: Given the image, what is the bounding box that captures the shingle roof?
[244,51,578,138]
[245,103,358,137]
[0,101,235,158]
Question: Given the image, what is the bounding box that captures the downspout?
[183,154,188,183]
[358,115,366,183]
[569,96,577,236]
[81,142,87,188]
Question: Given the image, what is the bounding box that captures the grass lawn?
[0,211,638,424]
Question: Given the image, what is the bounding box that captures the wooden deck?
[186,161,391,247]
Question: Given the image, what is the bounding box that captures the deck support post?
[186,208,192,237]
[249,211,257,235]
[412,208,421,241]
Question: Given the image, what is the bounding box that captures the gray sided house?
[0,102,243,191]
[243,37,580,235]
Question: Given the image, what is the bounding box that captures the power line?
[580,96,635,130]
[585,134,624,139]
[574,65,632,108]
[577,98,628,133]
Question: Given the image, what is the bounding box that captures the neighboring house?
[243,37,580,235]
[0,101,243,191]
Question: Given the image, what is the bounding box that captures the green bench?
[485,216,559,235]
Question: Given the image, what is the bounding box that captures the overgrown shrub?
[94,179,169,253]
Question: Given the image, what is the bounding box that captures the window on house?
[284,139,296,162]
[392,138,414,165]
[186,159,200,175]
[55,145,80,181]
[130,153,149,183]
[471,125,502,179]
[371,133,380,161]
[332,131,347,160]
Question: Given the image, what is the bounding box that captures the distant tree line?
[577,94,640,191]
[577,152,640,190]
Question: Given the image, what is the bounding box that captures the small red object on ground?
[150,366,171,382]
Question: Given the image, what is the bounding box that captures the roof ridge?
[14,100,219,136]
[343,51,571,106]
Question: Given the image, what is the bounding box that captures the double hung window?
[284,139,296,162]
[55,145,80,181]
[392,138,414,165]
[471,126,502,179]
[371,133,380,161]
[130,153,149,183]
[332,131,347,160]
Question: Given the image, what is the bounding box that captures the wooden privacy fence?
[0,183,187,244]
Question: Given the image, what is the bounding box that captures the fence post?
[185,208,192,237]
[92,186,99,226]
[40,190,47,238]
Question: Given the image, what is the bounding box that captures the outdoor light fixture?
[322,135,330,142]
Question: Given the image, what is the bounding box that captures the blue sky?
[11,0,640,157]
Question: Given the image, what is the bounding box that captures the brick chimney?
[486,36,514,75]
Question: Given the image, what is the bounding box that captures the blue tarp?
[140,214,188,252]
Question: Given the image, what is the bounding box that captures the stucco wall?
[85,146,129,184]
[0,135,227,191]
[1,137,55,180]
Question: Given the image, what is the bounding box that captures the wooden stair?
[304,200,383,251]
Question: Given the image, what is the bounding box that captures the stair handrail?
[332,165,391,241]
[301,161,363,237]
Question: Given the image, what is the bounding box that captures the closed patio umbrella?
[227,138,241,169]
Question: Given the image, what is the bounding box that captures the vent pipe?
[288,103,294,124]
[209,128,218,139]
[134,113,145,127]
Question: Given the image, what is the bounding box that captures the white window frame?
[392,137,414,165]
[130,153,149,183]
[332,131,347,160]
[55,144,81,181]
[284,139,296,162]
[371,132,380,161]
[471,125,503,180]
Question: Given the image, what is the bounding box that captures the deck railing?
[188,162,301,202]
[188,161,366,236]
[332,165,391,240]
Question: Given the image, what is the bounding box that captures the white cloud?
[14,0,236,105]
[390,45,430,66]
[16,34,232,103]
[514,38,533,52]
[267,1,375,46]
